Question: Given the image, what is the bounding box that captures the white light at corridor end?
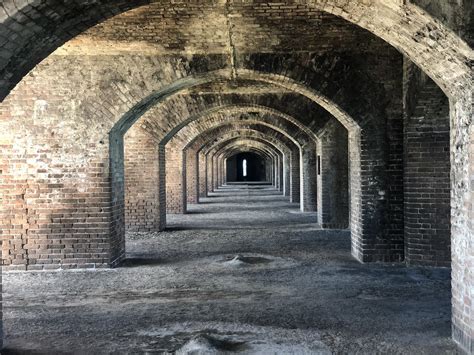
[243,159,247,177]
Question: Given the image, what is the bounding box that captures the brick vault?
[0,0,472,353]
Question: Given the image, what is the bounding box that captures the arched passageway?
[0,1,472,353]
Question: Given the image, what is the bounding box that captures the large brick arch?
[161,104,319,146]
[169,113,312,148]
[192,125,297,156]
[0,1,470,100]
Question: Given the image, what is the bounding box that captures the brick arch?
[174,125,296,206]
[162,104,319,147]
[0,1,470,101]
[194,126,295,157]
[170,113,311,149]
[217,140,280,163]
[105,69,361,254]
[163,123,295,213]
[201,129,292,160]
[207,134,291,194]
[193,126,298,193]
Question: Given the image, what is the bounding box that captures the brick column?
[350,128,404,263]
[290,149,300,203]
[198,152,207,198]
[404,61,450,267]
[275,155,280,190]
[218,156,225,186]
[450,97,473,353]
[166,145,186,214]
[317,122,349,229]
[300,145,318,212]
[279,154,284,192]
[124,127,165,232]
[186,149,199,204]
[212,155,219,190]
[207,154,214,193]
[284,154,291,197]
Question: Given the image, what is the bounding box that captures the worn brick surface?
[0,0,472,351]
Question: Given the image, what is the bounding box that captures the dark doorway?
[226,152,267,182]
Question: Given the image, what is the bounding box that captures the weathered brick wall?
[0,84,115,270]
[284,155,291,196]
[186,149,199,204]
[300,146,318,212]
[451,96,474,353]
[317,121,349,229]
[206,155,214,194]
[124,126,164,232]
[212,155,219,191]
[403,59,451,267]
[198,153,207,198]
[290,150,301,203]
[165,145,186,214]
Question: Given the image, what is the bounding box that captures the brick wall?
[290,150,301,204]
[124,126,165,232]
[185,149,199,204]
[165,145,186,214]
[403,59,451,267]
[300,146,318,212]
[317,121,349,229]
[198,153,207,198]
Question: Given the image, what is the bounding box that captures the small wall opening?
[226,152,267,182]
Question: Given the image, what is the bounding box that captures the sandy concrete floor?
[3,184,459,354]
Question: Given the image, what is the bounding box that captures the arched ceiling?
[194,127,294,158]
[0,0,470,102]
[167,111,311,149]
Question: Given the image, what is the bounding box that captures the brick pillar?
[275,155,280,189]
[207,154,214,193]
[404,61,450,267]
[186,149,199,204]
[317,122,349,229]
[212,155,219,190]
[451,97,473,353]
[218,156,225,186]
[166,145,186,214]
[284,154,291,197]
[290,149,300,203]
[350,127,405,263]
[124,127,165,232]
[199,152,207,198]
[223,158,227,185]
[300,146,317,212]
[279,154,284,192]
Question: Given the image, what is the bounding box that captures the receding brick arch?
[204,133,292,199]
[214,139,281,180]
[193,127,293,195]
[188,127,299,202]
[164,122,296,213]
[160,104,319,145]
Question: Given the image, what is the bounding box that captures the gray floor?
[3,185,459,354]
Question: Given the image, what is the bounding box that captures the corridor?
[3,185,456,354]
